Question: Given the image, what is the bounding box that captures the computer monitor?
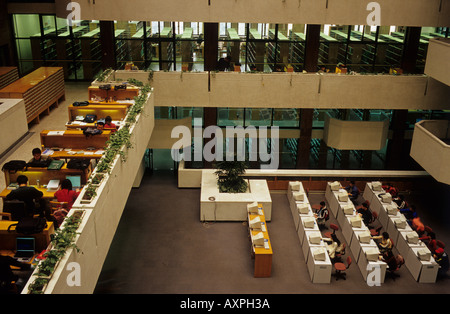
[252,232,265,247]
[14,237,35,258]
[249,216,262,230]
[247,202,259,214]
[66,175,81,189]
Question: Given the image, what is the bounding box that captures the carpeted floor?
[94,170,450,295]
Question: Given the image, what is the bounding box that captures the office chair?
[386,255,405,281]
[324,223,339,239]
[333,256,352,280]
[2,200,29,221]
[49,201,69,214]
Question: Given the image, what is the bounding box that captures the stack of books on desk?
[47,179,60,192]
[7,183,18,190]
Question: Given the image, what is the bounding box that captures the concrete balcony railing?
[22,91,155,294]
[52,0,449,27]
[323,111,389,150]
[424,38,450,86]
[410,120,450,185]
[152,71,450,110]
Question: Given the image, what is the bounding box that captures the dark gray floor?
[94,170,450,295]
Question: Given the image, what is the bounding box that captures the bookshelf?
[226,28,241,66]
[160,27,174,71]
[290,32,306,72]
[81,28,102,80]
[247,28,265,71]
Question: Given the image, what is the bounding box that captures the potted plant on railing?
[28,277,50,294]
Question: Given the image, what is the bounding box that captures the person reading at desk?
[28,147,52,167]
[345,181,359,204]
[104,116,117,132]
[372,232,393,255]
[54,179,80,210]
[5,175,43,216]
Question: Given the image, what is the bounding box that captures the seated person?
[5,175,43,217]
[382,183,398,198]
[357,202,373,226]
[314,201,329,228]
[372,232,393,254]
[0,254,32,294]
[434,248,449,277]
[28,147,52,167]
[323,234,345,263]
[104,116,117,132]
[345,181,359,203]
[393,194,408,209]
[412,216,425,236]
[54,179,80,210]
[400,204,418,221]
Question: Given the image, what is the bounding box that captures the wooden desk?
[66,104,128,128]
[0,220,54,251]
[248,205,272,278]
[0,186,56,200]
[88,100,134,108]
[40,129,111,159]
[0,67,65,123]
[88,85,139,101]
[2,163,91,188]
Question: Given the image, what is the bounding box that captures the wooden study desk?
[88,85,139,101]
[0,186,56,200]
[248,205,273,278]
[66,104,128,129]
[0,67,65,124]
[40,129,111,159]
[0,220,54,252]
[2,163,91,189]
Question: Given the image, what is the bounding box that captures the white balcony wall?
[152,72,450,110]
[52,0,449,27]
[424,38,450,86]
[410,120,450,185]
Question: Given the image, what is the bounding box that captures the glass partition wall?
[12,15,447,79]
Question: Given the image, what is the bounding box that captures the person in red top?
[54,179,80,210]
[104,116,117,132]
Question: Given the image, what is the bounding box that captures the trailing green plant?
[28,277,49,294]
[28,210,84,293]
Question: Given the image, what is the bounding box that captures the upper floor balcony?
[424,37,450,86]
[410,120,450,185]
[53,0,449,27]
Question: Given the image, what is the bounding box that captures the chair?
[333,256,352,280]
[367,210,378,229]
[324,223,339,239]
[2,200,28,220]
[49,201,69,214]
[386,255,405,281]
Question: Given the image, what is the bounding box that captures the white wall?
[52,0,449,27]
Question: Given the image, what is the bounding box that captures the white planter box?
[200,170,272,221]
